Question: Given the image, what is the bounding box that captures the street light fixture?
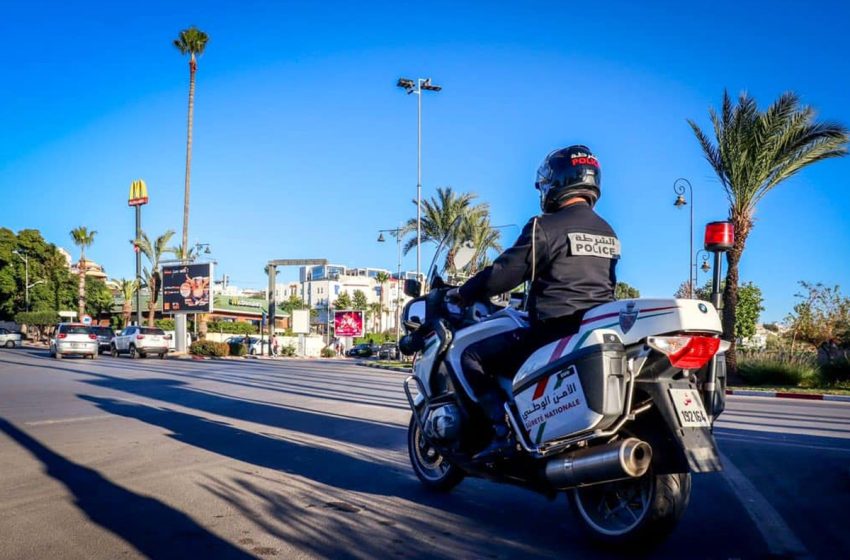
[378,225,404,344]
[672,178,695,297]
[396,76,442,281]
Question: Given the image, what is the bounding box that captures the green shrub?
[738,353,818,386]
[207,320,258,335]
[321,347,336,358]
[190,340,228,357]
[228,342,247,357]
[155,319,176,331]
[279,345,296,357]
[819,359,850,385]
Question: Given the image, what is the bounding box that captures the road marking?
[25,414,114,426]
[720,452,811,559]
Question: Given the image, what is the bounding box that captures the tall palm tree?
[70,227,97,320]
[402,187,489,272]
[173,27,209,260]
[169,243,198,262]
[115,278,138,328]
[137,230,176,327]
[374,271,390,333]
[689,90,848,374]
[462,215,503,275]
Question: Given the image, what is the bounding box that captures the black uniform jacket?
[458,201,619,326]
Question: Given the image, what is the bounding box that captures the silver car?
[50,323,98,359]
[0,327,22,348]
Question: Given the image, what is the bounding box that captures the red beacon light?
[704,221,734,252]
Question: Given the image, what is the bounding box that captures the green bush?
[190,340,229,357]
[819,359,850,385]
[228,341,247,357]
[279,345,296,357]
[155,319,175,331]
[738,353,818,386]
[207,320,258,335]
[321,347,336,358]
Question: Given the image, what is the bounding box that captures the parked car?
[111,326,169,359]
[347,343,374,358]
[50,323,97,359]
[0,327,22,348]
[378,342,399,360]
[89,326,115,354]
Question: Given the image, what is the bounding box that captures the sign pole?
[135,204,142,326]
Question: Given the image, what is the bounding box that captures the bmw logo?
[698,303,708,313]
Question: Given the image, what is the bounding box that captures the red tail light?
[89,334,97,340]
[647,336,720,370]
[57,333,67,339]
[136,334,145,340]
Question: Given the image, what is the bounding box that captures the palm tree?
[689,90,848,375]
[402,187,489,272]
[169,243,198,262]
[70,227,97,320]
[173,26,209,260]
[463,215,503,275]
[374,271,390,333]
[137,230,176,327]
[115,278,138,328]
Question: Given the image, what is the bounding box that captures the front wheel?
[570,471,691,547]
[4,340,13,348]
[407,415,464,492]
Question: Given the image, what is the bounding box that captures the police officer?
[448,145,619,458]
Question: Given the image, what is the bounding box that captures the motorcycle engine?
[423,404,462,443]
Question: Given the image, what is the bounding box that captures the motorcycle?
[398,231,730,545]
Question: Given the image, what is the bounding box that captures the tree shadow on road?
[0,416,254,560]
[80,373,403,450]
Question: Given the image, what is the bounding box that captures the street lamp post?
[673,178,695,297]
[378,225,404,344]
[397,77,442,280]
[12,250,29,311]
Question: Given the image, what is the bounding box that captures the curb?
[726,389,850,403]
[357,361,412,373]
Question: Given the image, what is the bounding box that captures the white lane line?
[25,414,114,426]
[720,452,811,559]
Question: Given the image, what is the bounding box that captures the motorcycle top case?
[512,330,626,446]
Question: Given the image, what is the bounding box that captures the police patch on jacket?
[567,232,620,259]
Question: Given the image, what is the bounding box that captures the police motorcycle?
[398,231,730,545]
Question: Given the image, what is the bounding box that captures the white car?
[50,323,98,359]
[111,326,169,359]
[0,327,22,348]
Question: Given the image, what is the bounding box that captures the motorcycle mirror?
[403,278,422,298]
[453,240,476,271]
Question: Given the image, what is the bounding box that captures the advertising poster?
[162,263,213,313]
[292,309,310,334]
[334,310,364,337]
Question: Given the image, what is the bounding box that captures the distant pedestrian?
[272,335,279,357]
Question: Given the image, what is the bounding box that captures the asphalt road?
[0,348,848,559]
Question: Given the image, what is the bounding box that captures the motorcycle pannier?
[513,341,626,446]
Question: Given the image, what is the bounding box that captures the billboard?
[162,263,213,314]
[292,309,310,334]
[334,310,364,338]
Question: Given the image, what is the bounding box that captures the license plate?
[71,343,82,348]
[669,388,710,428]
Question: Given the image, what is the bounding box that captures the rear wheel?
[55,351,62,360]
[111,346,119,358]
[159,353,166,359]
[4,340,13,348]
[407,415,464,492]
[129,345,138,359]
[89,352,97,360]
[570,470,691,547]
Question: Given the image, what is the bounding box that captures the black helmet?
[535,145,601,212]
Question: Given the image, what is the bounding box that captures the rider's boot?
[473,392,514,461]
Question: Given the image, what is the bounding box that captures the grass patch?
[737,353,818,386]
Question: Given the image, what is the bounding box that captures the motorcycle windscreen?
[513,340,626,446]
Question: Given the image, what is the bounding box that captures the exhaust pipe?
[545,438,652,489]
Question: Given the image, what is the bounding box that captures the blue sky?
[1,0,848,322]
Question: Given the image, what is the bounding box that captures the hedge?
[190,340,229,357]
[208,321,258,335]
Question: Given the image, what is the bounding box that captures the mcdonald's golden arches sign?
[128,179,149,206]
